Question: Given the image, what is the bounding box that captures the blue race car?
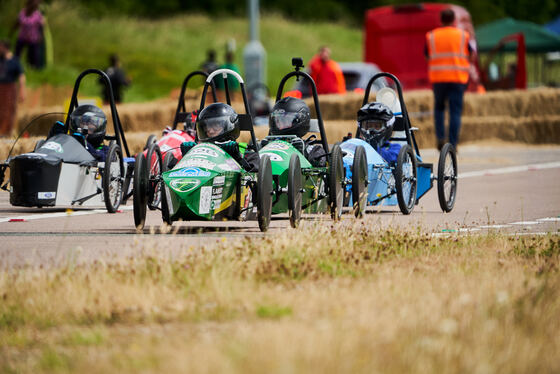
[340,72,458,216]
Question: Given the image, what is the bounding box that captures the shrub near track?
[1,220,559,373]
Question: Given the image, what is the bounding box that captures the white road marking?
[0,206,133,223]
[459,161,560,179]
[509,221,540,225]
[537,217,560,222]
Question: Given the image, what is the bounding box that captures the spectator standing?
[308,46,346,95]
[0,40,26,137]
[201,49,219,75]
[12,0,44,69]
[102,54,130,104]
[425,8,471,150]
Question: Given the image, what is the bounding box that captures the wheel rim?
[352,147,367,217]
[289,155,302,228]
[443,151,456,205]
[108,151,123,208]
[401,152,415,209]
[148,150,162,208]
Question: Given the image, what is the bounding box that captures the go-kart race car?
[341,72,457,216]
[133,68,274,232]
[0,69,133,213]
[134,71,218,214]
[258,58,345,227]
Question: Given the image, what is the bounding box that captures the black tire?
[145,143,162,211]
[133,153,148,230]
[437,143,458,212]
[257,155,273,232]
[162,151,175,172]
[288,154,302,228]
[328,144,345,220]
[352,145,368,218]
[33,139,45,152]
[395,144,417,215]
[160,181,172,226]
[144,134,157,150]
[103,142,124,213]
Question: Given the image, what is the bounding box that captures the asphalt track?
[1,144,559,268]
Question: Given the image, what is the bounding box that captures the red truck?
[364,3,526,91]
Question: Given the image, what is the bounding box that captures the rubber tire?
[352,145,368,218]
[103,142,124,213]
[133,153,148,230]
[437,143,458,212]
[328,144,344,220]
[162,152,174,172]
[144,134,157,150]
[257,155,273,232]
[145,143,162,211]
[395,144,417,215]
[288,154,302,228]
[33,139,45,152]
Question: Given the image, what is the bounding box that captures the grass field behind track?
[1,220,559,373]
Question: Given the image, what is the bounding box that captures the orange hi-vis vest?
[426,26,470,84]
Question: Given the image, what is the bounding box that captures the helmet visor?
[197,115,235,141]
[361,119,384,132]
[270,111,298,130]
[81,113,105,135]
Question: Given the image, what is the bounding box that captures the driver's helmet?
[69,104,107,147]
[357,102,395,148]
[196,103,240,142]
[269,97,310,138]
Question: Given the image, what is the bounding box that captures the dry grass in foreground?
[1,222,559,373]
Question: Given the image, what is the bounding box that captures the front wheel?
[144,134,157,150]
[257,155,273,232]
[288,154,302,228]
[328,144,345,220]
[145,143,162,211]
[133,152,148,230]
[352,145,368,218]
[103,142,124,213]
[437,143,458,212]
[395,144,417,215]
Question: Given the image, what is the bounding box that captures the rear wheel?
[328,144,344,220]
[437,143,457,212]
[395,144,417,215]
[352,145,368,218]
[160,151,173,225]
[103,142,124,213]
[162,152,175,172]
[257,155,273,232]
[144,134,157,150]
[288,154,302,228]
[133,153,148,230]
[145,143,162,210]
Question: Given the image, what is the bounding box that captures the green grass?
[0,1,361,102]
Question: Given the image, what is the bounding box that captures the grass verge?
[1,221,559,373]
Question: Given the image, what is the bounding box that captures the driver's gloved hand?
[218,141,240,157]
[181,141,196,156]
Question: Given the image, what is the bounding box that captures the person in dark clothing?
[0,40,26,137]
[101,54,130,104]
[201,49,219,75]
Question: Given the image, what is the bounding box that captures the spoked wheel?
[395,144,417,215]
[257,154,273,232]
[103,142,124,213]
[144,134,157,150]
[133,153,148,230]
[288,154,302,228]
[145,143,162,211]
[352,145,368,218]
[328,144,345,220]
[437,143,458,212]
[160,151,173,226]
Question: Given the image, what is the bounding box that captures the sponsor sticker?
[189,146,219,158]
[199,186,212,214]
[266,142,290,151]
[213,175,225,186]
[169,167,211,178]
[42,141,63,153]
[182,158,216,170]
[261,153,283,162]
[38,192,56,199]
[170,179,200,192]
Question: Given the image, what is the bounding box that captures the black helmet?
[196,103,240,142]
[69,104,107,147]
[269,97,310,138]
[357,102,395,148]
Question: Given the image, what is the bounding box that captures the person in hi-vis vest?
[425,8,472,150]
